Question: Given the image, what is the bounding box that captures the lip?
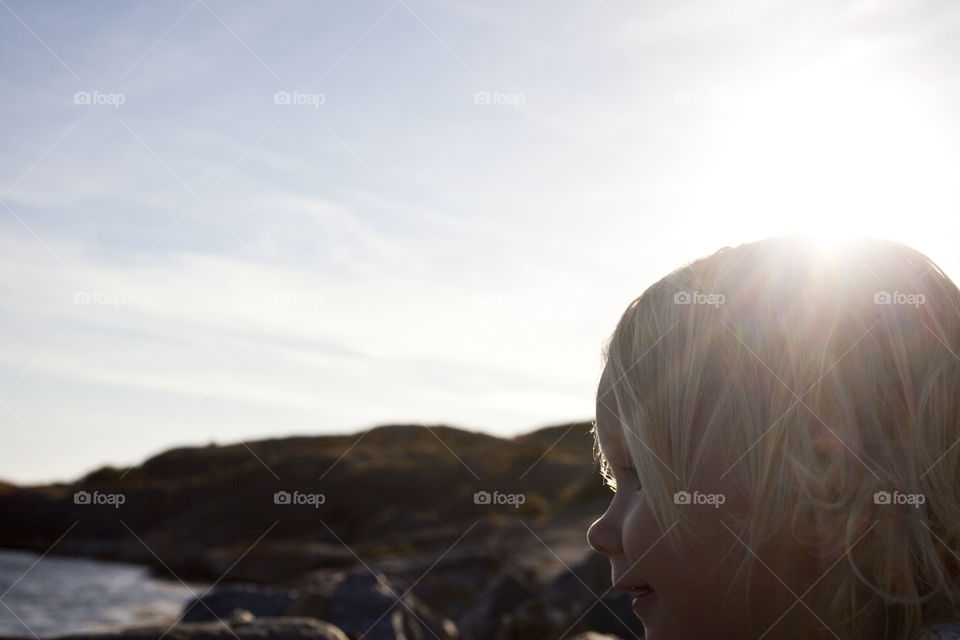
[631,589,657,616]
[613,580,654,594]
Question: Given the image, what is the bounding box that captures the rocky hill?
[0,421,610,585]
[0,421,644,640]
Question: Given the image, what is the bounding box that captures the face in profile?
[587,363,839,640]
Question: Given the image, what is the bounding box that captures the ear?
[793,433,849,563]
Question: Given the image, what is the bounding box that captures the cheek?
[619,495,675,596]
[623,499,753,635]
[621,495,677,582]
[620,493,662,556]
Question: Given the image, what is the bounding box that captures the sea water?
[0,548,205,637]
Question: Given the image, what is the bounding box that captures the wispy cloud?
[1,0,959,483]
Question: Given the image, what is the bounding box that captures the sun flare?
[690,74,957,258]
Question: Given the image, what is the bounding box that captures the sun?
[687,73,956,259]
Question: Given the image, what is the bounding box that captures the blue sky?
[2,0,959,484]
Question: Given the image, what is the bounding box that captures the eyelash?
[606,465,642,492]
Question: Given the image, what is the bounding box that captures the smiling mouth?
[631,587,656,615]
[615,582,655,596]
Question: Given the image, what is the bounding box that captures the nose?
[587,508,621,557]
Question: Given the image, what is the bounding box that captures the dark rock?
[287,568,458,640]
[27,617,349,640]
[180,583,298,622]
[499,551,641,640]
[362,544,509,621]
[231,618,349,640]
[457,565,538,640]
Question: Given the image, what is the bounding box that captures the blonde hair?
[593,235,960,640]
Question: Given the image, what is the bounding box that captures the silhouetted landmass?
[0,422,639,640]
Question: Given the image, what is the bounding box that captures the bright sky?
[2,0,959,485]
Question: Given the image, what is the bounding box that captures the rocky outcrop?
[0,422,607,586]
[180,570,458,640]
[497,550,639,640]
[0,422,636,640]
[180,584,298,622]
[2,616,349,640]
[456,565,538,640]
[286,569,458,640]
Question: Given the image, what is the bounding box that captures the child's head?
[587,235,960,640]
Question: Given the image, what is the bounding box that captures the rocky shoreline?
[5,551,637,640]
[0,422,641,639]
